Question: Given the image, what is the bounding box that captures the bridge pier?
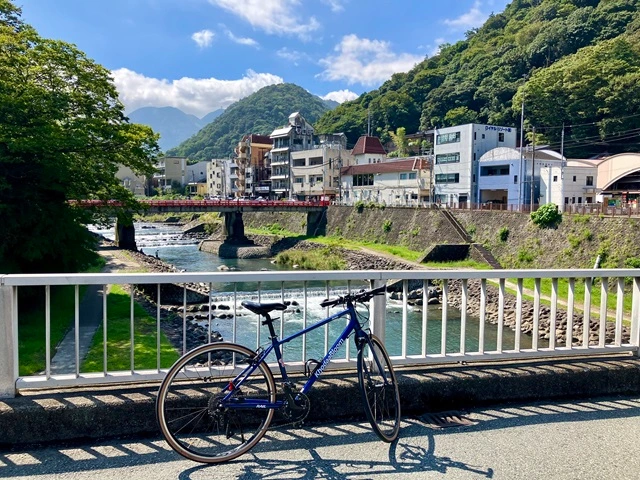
[306,210,327,237]
[223,212,250,243]
[114,217,137,251]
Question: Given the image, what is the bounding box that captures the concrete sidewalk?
[2,355,639,447]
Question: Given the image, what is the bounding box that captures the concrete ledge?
[1,355,639,447]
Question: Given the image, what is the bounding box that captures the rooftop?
[351,136,386,156]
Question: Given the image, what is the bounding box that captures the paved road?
[2,395,639,479]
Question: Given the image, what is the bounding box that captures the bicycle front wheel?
[357,335,401,442]
[156,342,276,463]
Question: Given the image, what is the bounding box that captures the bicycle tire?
[156,342,276,463]
[357,334,401,442]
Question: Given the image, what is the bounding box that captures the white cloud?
[318,34,423,86]
[208,0,320,40]
[191,29,215,48]
[226,30,259,47]
[112,68,283,117]
[321,0,346,12]
[276,47,312,65]
[321,89,358,103]
[443,1,487,30]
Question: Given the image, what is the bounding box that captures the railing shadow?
[1,395,639,478]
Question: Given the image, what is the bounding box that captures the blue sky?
[20,0,511,117]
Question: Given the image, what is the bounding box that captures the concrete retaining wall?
[1,355,638,446]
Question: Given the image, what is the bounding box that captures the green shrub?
[624,257,640,268]
[568,233,581,249]
[572,214,590,224]
[530,203,562,228]
[382,220,392,232]
[498,226,509,242]
[411,226,420,236]
[582,228,593,242]
[517,248,534,263]
[354,201,365,213]
[467,224,476,237]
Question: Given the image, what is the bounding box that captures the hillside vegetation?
[315,0,640,157]
[168,84,333,161]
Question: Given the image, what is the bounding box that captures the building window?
[573,176,577,182]
[435,173,460,184]
[578,197,582,203]
[436,131,460,145]
[353,173,374,186]
[553,175,558,182]
[435,153,460,164]
[480,165,509,176]
[514,175,518,184]
[499,133,505,142]
[564,197,569,204]
[309,157,323,166]
[408,172,417,180]
[586,197,593,203]
[400,173,407,180]
[586,176,594,186]
[294,177,304,184]
[482,134,485,139]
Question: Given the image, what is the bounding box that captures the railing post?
[0,284,18,398]
[632,277,640,355]
[370,279,386,344]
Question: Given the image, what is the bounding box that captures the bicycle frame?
[219,301,371,410]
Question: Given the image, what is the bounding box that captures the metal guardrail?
[1,269,639,398]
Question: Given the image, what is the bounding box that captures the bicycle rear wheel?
[357,335,401,442]
[156,342,276,463]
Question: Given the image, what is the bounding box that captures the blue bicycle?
[156,285,401,463]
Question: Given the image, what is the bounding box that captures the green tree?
[388,127,409,158]
[0,1,159,273]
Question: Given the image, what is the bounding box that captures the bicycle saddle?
[241,300,287,316]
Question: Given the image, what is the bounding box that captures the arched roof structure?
[596,153,640,193]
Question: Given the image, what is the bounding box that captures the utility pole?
[518,99,525,211]
[560,124,565,212]
[530,126,536,212]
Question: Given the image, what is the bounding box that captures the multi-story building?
[477,147,564,206]
[269,112,315,199]
[433,124,517,206]
[116,165,147,197]
[340,156,432,206]
[235,134,272,198]
[154,156,186,192]
[290,134,353,201]
[207,159,234,198]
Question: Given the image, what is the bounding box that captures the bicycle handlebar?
[319,285,387,308]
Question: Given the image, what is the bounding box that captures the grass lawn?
[18,258,105,376]
[82,284,179,372]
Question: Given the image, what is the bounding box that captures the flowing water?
[91,222,531,359]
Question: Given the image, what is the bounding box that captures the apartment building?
[433,124,517,206]
[153,156,187,192]
[206,159,236,198]
[235,134,272,198]
[290,134,353,201]
[269,112,315,199]
[540,159,599,207]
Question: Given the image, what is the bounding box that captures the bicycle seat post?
[261,313,278,340]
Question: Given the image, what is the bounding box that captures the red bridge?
[74,199,330,250]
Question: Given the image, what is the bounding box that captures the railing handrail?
[2,268,640,286]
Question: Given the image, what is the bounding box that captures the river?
[91,222,531,359]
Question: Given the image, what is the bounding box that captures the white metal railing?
[1,269,639,398]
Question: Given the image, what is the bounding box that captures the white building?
[207,159,236,198]
[477,147,564,207]
[540,159,598,207]
[340,157,431,206]
[433,124,517,206]
[351,135,387,165]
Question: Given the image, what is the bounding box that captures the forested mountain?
[168,84,333,161]
[128,106,223,151]
[315,0,640,157]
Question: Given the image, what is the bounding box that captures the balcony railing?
[1,269,638,398]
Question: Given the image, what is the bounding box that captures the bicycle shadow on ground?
[2,395,639,479]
